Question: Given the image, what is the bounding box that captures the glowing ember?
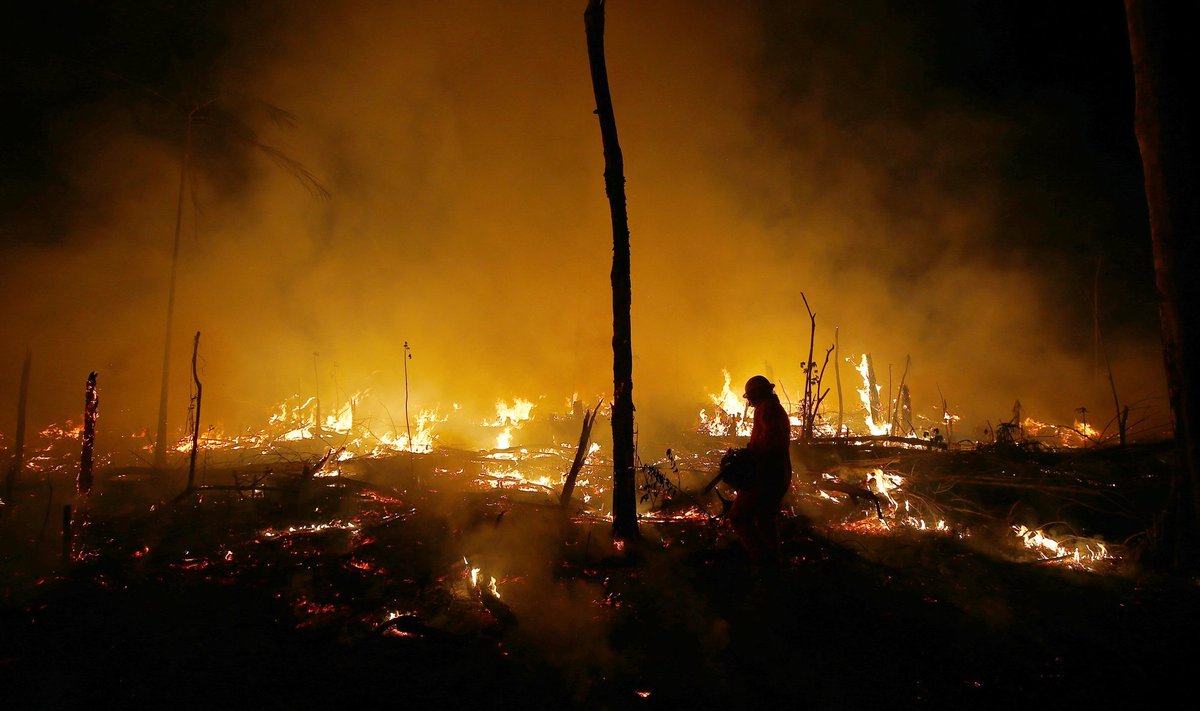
[259,519,361,538]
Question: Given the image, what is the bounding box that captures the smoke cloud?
[0,1,1168,451]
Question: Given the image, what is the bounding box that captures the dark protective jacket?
[748,393,793,486]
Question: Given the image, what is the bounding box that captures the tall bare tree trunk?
[585,0,638,540]
[1125,0,1200,569]
[154,113,194,469]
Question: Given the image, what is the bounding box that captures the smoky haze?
[0,1,1168,453]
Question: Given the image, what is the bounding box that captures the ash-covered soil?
[2,441,1197,709]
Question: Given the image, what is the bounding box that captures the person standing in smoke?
[730,375,793,563]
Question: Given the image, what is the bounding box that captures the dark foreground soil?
[3,445,1199,709]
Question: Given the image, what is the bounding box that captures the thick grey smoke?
[0,1,1167,451]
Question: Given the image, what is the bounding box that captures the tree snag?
[78,372,98,496]
[585,0,638,540]
[1125,0,1200,568]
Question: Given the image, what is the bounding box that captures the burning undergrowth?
[0,394,1184,706]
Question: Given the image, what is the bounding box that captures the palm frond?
[254,142,332,200]
[260,101,299,131]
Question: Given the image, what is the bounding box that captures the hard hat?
[743,375,774,398]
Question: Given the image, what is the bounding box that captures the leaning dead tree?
[585,0,638,540]
[1125,0,1200,568]
[561,398,604,508]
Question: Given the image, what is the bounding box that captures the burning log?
[560,398,603,508]
[4,347,31,509]
[813,481,884,520]
[78,372,98,495]
[479,585,516,627]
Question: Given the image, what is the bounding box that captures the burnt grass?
[2,443,1199,709]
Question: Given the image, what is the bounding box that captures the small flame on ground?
[1014,525,1109,565]
[463,557,501,599]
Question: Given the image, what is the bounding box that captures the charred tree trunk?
[890,355,911,434]
[187,331,202,491]
[4,348,31,507]
[1125,0,1200,568]
[866,354,883,429]
[585,0,638,540]
[897,383,913,436]
[78,372,98,496]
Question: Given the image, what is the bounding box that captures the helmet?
[743,375,774,399]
